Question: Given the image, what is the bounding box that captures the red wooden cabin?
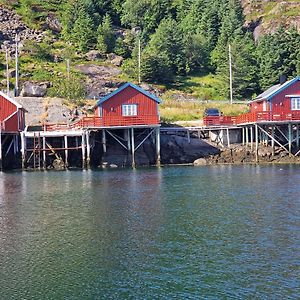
[0,92,25,132]
[92,82,161,127]
[244,76,300,122]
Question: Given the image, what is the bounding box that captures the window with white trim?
[98,107,103,117]
[291,97,300,110]
[122,104,137,116]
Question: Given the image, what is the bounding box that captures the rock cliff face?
[0,6,44,53]
[241,0,300,39]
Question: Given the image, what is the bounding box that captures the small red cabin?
[94,82,161,127]
[250,76,300,115]
[0,92,25,132]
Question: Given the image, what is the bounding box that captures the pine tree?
[97,14,115,53]
[72,7,95,51]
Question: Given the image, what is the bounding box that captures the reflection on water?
[0,165,300,299]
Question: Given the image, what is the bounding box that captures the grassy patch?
[168,74,227,100]
[160,97,248,122]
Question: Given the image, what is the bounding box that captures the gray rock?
[193,158,207,166]
[86,50,103,61]
[111,55,123,66]
[52,158,65,170]
[20,81,49,97]
[109,164,118,168]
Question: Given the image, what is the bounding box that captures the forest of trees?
[58,0,300,100]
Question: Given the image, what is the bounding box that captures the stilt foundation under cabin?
[0,131,20,170]
[20,125,161,170]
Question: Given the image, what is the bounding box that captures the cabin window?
[291,97,300,110]
[98,107,103,117]
[122,104,137,116]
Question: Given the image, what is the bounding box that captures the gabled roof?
[0,91,23,109]
[251,76,300,103]
[96,82,162,107]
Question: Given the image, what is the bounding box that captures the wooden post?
[82,133,86,168]
[271,126,275,156]
[245,126,249,147]
[21,132,26,169]
[250,126,253,151]
[131,127,135,168]
[156,127,161,166]
[226,128,230,148]
[127,128,131,151]
[288,123,292,156]
[86,131,90,168]
[255,124,258,163]
[242,127,245,145]
[296,124,299,149]
[43,136,46,169]
[64,135,68,168]
[102,129,106,153]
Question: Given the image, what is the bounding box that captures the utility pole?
[15,33,20,97]
[138,38,141,84]
[5,44,9,95]
[229,44,233,104]
[66,59,70,100]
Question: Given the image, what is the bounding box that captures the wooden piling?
[255,124,258,163]
[156,127,161,166]
[86,131,90,168]
[64,135,68,168]
[131,127,135,168]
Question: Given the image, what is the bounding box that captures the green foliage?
[257,28,300,89]
[97,14,115,53]
[48,73,86,102]
[23,41,53,61]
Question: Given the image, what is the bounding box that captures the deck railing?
[203,116,237,126]
[42,115,160,131]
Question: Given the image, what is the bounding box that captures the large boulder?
[20,81,50,97]
[111,55,124,67]
[86,50,103,61]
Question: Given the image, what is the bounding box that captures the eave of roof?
[96,82,162,107]
[0,91,23,109]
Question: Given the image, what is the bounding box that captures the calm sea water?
[0,165,299,299]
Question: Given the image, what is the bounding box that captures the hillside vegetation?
[0,0,300,121]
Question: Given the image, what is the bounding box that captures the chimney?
[280,74,287,85]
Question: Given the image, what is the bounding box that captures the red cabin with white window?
[0,92,25,132]
[94,82,161,127]
[249,76,300,116]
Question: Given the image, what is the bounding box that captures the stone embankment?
[194,145,300,166]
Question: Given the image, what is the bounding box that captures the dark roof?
[251,76,300,103]
[96,82,162,107]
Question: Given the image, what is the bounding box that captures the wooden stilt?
[245,126,249,147]
[82,133,86,168]
[156,127,161,166]
[43,136,46,169]
[271,126,275,156]
[296,124,299,149]
[288,123,292,156]
[131,127,135,168]
[127,128,131,151]
[64,135,68,168]
[102,129,106,153]
[242,127,245,145]
[226,128,230,148]
[250,126,253,151]
[86,131,90,168]
[255,124,258,163]
[21,132,26,169]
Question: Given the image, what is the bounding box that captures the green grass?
[168,74,227,100]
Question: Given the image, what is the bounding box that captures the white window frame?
[98,106,103,117]
[291,97,300,110]
[122,104,137,116]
